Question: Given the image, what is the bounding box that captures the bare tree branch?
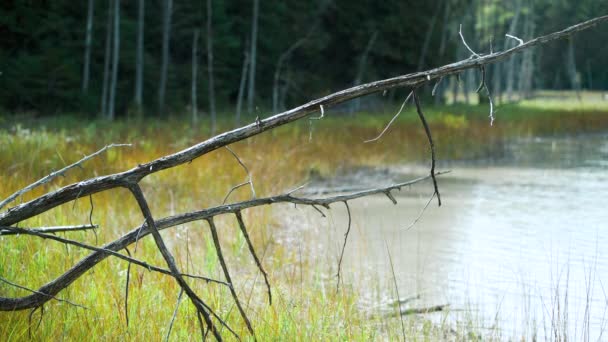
[235,211,271,305]
[127,184,221,341]
[0,224,98,236]
[336,201,351,292]
[0,276,86,310]
[224,146,256,202]
[405,192,435,230]
[365,91,413,143]
[222,182,251,205]
[413,91,441,206]
[506,33,524,46]
[459,24,480,58]
[432,77,444,97]
[207,218,255,337]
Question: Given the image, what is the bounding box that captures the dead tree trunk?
[273,28,315,114]
[566,37,582,100]
[207,0,217,134]
[434,0,451,105]
[518,15,536,99]
[191,30,200,125]
[134,0,144,116]
[247,0,259,114]
[2,15,607,341]
[417,1,442,72]
[351,31,378,113]
[586,59,593,90]
[272,3,328,113]
[505,0,522,102]
[158,0,173,117]
[81,0,94,93]
[492,0,502,104]
[100,0,113,117]
[107,0,120,121]
[236,47,249,127]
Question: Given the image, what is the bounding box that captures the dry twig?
[0,143,131,211]
[223,146,256,204]
[0,224,97,236]
[413,91,441,206]
[336,201,352,292]
[235,211,272,305]
[365,91,413,143]
[207,218,255,337]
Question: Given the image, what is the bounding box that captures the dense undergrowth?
[2,98,608,340]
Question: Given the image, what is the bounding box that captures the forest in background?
[1,0,607,121]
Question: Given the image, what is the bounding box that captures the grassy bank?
[2,97,608,340]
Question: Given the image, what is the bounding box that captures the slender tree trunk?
[477,0,488,105]
[434,0,451,105]
[272,3,328,113]
[247,0,259,114]
[207,0,216,134]
[273,33,312,114]
[460,0,477,106]
[463,72,471,104]
[566,37,581,100]
[417,1,442,71]
[451,76,459,104]
[158,0,173,116]
[272,37,314,114]
[505,0,522,102]
[108,0,120,120]
[351,31,378,113]
[492,0,502,105]
[191,30,200,125]
[134,0,144,115]
[236,49,249,127]
[586,59,593,90]
[100,0,113,117]
[279,72,291,110]
[518,16,535,99]
[82,0,94,93]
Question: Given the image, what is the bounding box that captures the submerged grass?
[2,97,608,340]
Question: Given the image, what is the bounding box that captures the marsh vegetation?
[2,92,608,340]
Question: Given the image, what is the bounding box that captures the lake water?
[280,133,608,340]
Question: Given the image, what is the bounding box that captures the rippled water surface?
[288,133,608,339]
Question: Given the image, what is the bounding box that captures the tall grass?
[2,101,608,340]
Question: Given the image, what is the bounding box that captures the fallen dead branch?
[1,16,607,341]
[400,304,450,316]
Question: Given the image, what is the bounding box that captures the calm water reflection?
[287,133,608,339]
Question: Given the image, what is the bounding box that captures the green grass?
[1,96,608,340]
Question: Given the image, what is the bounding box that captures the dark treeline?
[1,0,607,120]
